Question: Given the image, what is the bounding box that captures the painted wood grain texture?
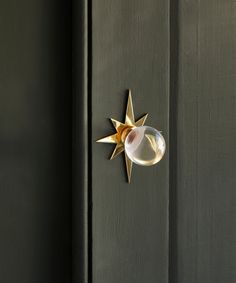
[173,0,236,282]
[92,1,169,283]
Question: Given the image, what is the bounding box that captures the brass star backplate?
[96,90,148,183]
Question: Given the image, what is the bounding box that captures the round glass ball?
[124,126,166,166]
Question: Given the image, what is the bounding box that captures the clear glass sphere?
[124,126,166,166]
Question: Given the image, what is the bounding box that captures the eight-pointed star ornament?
[96,90,148,183]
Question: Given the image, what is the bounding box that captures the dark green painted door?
[170,1,236,283]
[0,0,235,283]
[92,1,169,283]
[91,1,236,283]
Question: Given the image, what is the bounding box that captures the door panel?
[172,1,236,282]
[92,1,169,283]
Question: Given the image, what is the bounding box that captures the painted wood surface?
[92,1,169,283]
[0,0,235,282]
[171,1,236,282]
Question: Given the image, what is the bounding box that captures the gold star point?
[96,90,148,183]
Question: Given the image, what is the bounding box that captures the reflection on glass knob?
[96,90,166,183]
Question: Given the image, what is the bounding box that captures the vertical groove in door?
[72,0,88,282]
[87,0,93,282]
[169,0,179,282]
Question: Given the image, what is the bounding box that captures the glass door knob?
[125,126,165,166]
[96,90,166,183]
